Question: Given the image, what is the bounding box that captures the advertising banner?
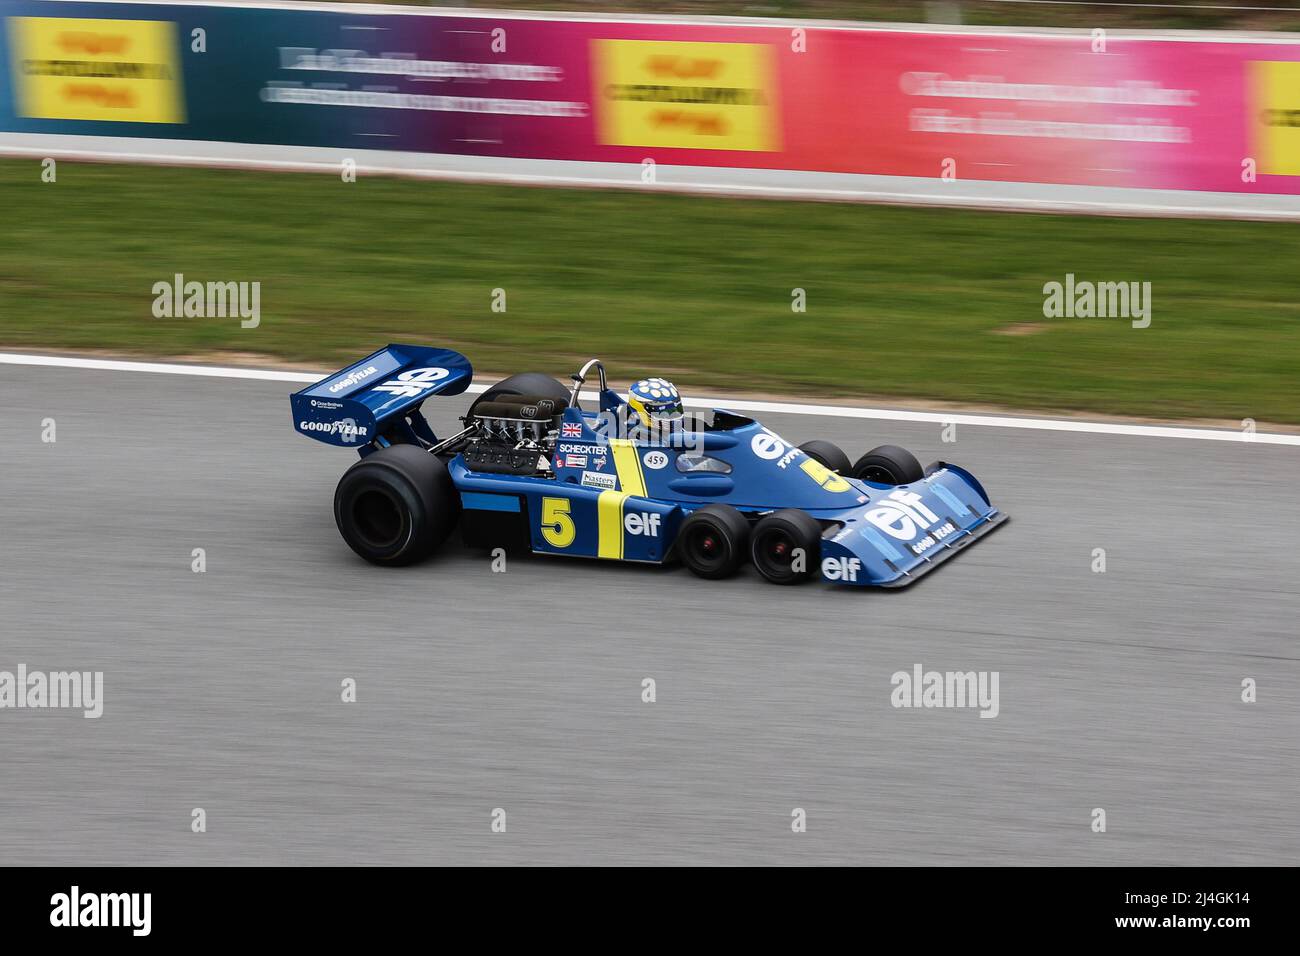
[2,0,1299,195]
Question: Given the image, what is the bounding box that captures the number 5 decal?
[540,497,575,548]
[800,457,851,493]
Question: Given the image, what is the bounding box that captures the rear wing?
[290,344,473,447]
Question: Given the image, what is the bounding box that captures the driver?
[626,377,684,440]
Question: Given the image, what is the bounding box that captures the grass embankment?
[1,159,1297,422]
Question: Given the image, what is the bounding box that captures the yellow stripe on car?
[609,439,647,496]
[597,489,630,559]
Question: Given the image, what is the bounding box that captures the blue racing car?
[290,344,1007,587]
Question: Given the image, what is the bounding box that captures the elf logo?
[50,886,151,936]
[821,556,861,583]
[864,490,941,542]
[372,367,450,399]
[624,511,661,536]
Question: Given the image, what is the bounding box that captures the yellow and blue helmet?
[627,377,684,428]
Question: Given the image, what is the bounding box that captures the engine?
[460,395,564,475]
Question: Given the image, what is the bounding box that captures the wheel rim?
[351,488,405,549]
[754,527,800,580]
[858,464,898,485]
[685,523,729,571]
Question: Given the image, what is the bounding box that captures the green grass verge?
[1,159,1297,422]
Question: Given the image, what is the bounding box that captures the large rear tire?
[750,509,822,585]
[334,445,459,565]
[468,372,570,417]
[677,504,750,580]
[851,444,924,486]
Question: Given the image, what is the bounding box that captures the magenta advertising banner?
[3,1,1299,195]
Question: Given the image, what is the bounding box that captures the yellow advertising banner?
[8,16,184,123]
[1250,60,1300,176]
[593,39,778,152]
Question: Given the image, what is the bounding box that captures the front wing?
[817,463,1008,588]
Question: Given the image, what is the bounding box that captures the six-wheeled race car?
[291,345,1007,587]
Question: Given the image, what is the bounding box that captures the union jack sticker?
[561,422,583,438]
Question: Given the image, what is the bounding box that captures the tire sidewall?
[334,446,458,565]
[677,505,749,580]
[334,464,422,563]
[750,509,821,584]
[798,440,851,475]
[851,444,924,485]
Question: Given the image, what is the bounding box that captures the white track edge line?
[2,351,1294,446]
[4,144,1297,220]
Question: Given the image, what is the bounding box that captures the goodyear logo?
[593,39,778,152]
[7,17,184,123]
[1249,60,1300,176]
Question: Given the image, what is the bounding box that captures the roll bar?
[568,359,607,410]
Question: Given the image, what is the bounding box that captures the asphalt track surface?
[2,363,1298,865]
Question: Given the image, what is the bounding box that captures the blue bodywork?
[293,345,1007,588]
[290,344,472,448]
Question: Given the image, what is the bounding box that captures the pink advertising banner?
[5,3,1300,195]
[545,24,1300,195]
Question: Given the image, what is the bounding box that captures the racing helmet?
[627,378,684,429]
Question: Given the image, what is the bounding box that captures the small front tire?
[798,440,851,475]
[677,504,750,580]
[851,444,924,485]
[750,509,822,585]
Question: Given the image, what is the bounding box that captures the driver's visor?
[643,399,684,420]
